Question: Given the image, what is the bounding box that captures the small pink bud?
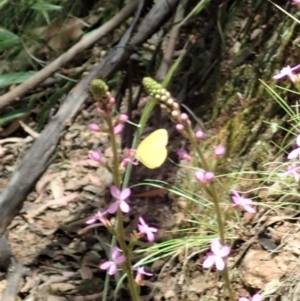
[195,170,205,183]
[119,114,128,123]
[204,171,215,182]
[177,149,192,161]
[88,149,103,162]
[176,124,184,131]
[214,145,226,157]
[109,97,115,104]
[180,113,188,121]
[171,110,179,117]
[195,130,204,139]
[89,123,100,132]
[114,124,124,135]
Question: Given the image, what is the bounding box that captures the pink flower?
[86,210,108,225]
[100,247,125,275]
[177,149,192,161]
[137,217,157,242]
[273,64,300,82]
[88,149,103,162]
[231,190,256,213]
[203,239,230,271]
[108,186,130,214]
[239,293,261,301]
[288,134,300,159]
[134,267,153,285]
[278,164,300,181]
[292,0,300,5]
[214,145,226,157]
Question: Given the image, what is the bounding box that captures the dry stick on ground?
[0,0,139,111]
[155,4,184,81]
[0,0,180,269]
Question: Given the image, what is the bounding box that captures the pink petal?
[288,148,300,159]
[296,135,300,146]
[120,200,130,213]
[100,261,112,270]
[218,246,230,257]
[139,217,147,227]
[232,196,241,205]
[211,239,221,254]
[252,294,261,301]
[111,247,120,260]
[203,255,215,269]
[115,255,125,265]
[244,204,256,213]
[215,256,225,271]
[120,188,131,200]
[108,263,117,275]
[86,218,96,224]
[110,186,120,199]
[146,231,155,242]
[108,202,118,214]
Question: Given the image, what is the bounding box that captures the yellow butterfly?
[136,129,168,169]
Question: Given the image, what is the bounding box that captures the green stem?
[222,268,235,301]
[104,116,139,301]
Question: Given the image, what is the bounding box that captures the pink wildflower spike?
[288,134,300,159]
[86,210,108,225]
[214,145,226,157]
[273,64,300,82]
[231,190,256,213]
[88,149,103,163]
[89,123,100,132]
[108,186,130,214]
[137,217,157,242]
[177,149,192,161]
[278,164,300,181]
[239,293,262,301]
[134,267,153,285]
[203,238,230,271]
[100,246,125,275]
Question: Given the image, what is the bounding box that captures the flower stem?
[222,268,235,301]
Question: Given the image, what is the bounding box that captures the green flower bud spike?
[90,79,109,102]
[142,77,170,102]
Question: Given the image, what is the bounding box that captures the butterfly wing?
[136,129,168,169]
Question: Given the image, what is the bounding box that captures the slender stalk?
[105,116,139,301]
[222,269,235,301]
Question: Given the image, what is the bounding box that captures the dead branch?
[0,0,139,111]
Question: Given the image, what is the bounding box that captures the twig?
[155,3,184,81]
[2,258,24,301]
[0,0,139,110]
